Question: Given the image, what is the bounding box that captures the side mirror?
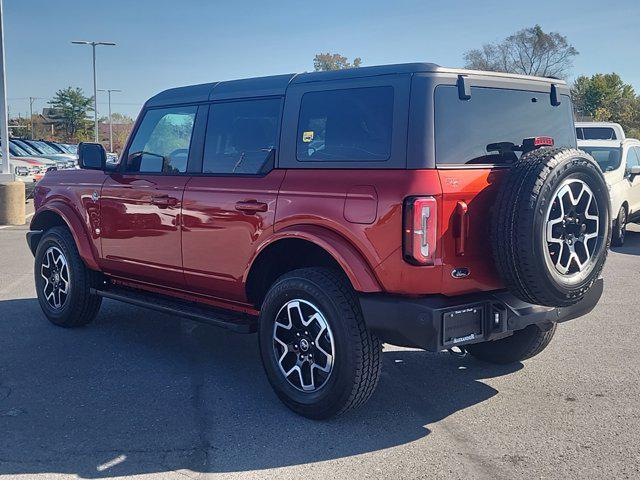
[78,142,106,170]
[629,165,640,177]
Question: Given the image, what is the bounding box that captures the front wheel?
[34,226,102,327]
[258,268,382,419]
[611,206,627,247]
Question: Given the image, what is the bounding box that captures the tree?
[572,73,640,137]
[48,87,93,142]
[463,25,578,79]
[313,53,362,71]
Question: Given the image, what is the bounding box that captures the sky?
[4,0,640,120]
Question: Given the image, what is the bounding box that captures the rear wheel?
[34,226,102,327]
[611,206,627,247]
[258,268,382,419]
[465,324,557,364]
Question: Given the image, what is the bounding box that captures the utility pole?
[98,88,121,152]
[0,0,11,178]
[28,96,39,139]
[71,40,116,142]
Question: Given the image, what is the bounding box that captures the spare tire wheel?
[491,147,610,307]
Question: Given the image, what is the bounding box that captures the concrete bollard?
[0,181,26,225]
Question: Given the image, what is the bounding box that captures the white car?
[576,121,625,141]
[578,138,640,246]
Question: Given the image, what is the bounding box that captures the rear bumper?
[359,278,603,351]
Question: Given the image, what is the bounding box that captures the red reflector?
[534,136,554,146]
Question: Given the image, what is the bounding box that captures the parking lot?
[0,213,639,479]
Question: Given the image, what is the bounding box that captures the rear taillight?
[403,196,437,265]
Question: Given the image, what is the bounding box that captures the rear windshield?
[579,146,622,172]
[576,127,617,140]
[435,85,576,165]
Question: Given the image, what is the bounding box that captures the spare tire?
[491,147,610,307]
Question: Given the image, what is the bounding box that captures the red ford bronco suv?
[27,63,610,419]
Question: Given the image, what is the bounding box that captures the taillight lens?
[403,196,437,265]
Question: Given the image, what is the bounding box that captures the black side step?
[91,286,257,333]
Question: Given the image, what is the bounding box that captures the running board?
[91,286,257,333]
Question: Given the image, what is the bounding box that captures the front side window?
[202,98,281,174]
[126,106,197,174]
[296,86,394,162]
[626,147,640,171]
[435,85,576,165]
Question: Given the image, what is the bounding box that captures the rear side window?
[202,98,281,175]
[126,106,197,174]
[435,86,576,165]
[296,86,393,162]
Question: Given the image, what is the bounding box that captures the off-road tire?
[491,147,611,307]
[34,226,102,327]
[465,324,557,364]
[611,205,627,247]
[258,267,382,419]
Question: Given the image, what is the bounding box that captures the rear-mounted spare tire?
[491,147,610,307]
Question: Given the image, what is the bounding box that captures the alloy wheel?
[545,178,600,276]
[272,299,335,392]
[40,246,70,309]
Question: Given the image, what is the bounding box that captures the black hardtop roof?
[145,62,565,107]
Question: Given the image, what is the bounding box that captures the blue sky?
[5,0,640,119]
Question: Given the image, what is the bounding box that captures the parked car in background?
[41,140,79,160]
[578,137,640,246]
[61,144,78,155]
[11,139,76,169]
[576,121,625,141]
[2,141,57,173]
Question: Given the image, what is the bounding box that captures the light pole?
[71,40,116,143]
[98,88,121,152]
[0,0,11,177]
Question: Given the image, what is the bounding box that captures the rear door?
[434,83,577,295]
[100,105,199,289]
[181,97,284,303]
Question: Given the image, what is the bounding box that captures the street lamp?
[71,40,116,142]
[98,88,121,153]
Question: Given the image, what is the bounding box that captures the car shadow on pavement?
[611,229,640,256]
[0,298,521,478]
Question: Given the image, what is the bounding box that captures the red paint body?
[32,165,505,313]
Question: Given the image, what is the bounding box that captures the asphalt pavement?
[0,213,639,479]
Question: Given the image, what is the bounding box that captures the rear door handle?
[235,200,268,214]
[454,201,469,256]
[151,194,179,208]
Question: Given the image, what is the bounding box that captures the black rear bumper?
[359,278,603,351]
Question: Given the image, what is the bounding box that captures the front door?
[181,97,284,303]
[100,105,198,289]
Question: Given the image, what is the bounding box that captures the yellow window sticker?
[302,131,314,143]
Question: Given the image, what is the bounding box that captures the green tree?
[571,73,639,134]
[313,53,362,71]
[48,87,93,142]
[464,25,578,79]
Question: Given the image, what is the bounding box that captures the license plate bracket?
[442,305,484,347]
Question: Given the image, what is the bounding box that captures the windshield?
[28,140,59,155]
[11,140,40,156]
[579,146,622,172]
